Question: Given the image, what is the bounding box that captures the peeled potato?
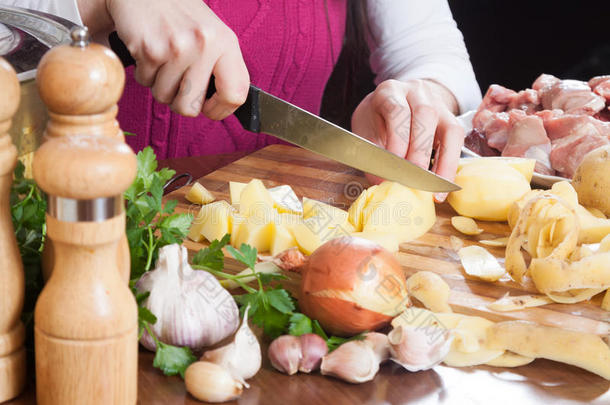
[572,145,610,217]
[448,159,531,221]
[458,157,536,182]
[487,321,610,380]
[406,271,452,313]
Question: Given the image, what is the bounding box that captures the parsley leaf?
[288,313,313,336]
[153,341,197,378]
[192,234,230,271]
[226,243,257,270]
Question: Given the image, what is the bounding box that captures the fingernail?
[434,192,448,203]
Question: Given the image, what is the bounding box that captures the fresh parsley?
[124,147,192,280]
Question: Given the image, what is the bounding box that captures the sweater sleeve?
[0,0,82,25]
[366,0,482,114]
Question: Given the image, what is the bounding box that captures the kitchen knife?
[109,36,460,192]
[220,82,460,192]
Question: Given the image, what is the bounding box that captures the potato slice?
[600,234,610,253]
[479,237,509,247]
[229,181,247,206]
[189,200,234,243]
[458,245,505,282]
[484,352,534,367]
[451,216,483,236]
[185,182,215,205]
[230,213,247,246]
[487,321,610,380]
[238,179,275,219]
[268,185,303,215]
[294,218,352,255]
[406,271,452,313]
[347,188,369,232]
[487,293,552,312]
[234,216,274,253]
[270,223,298,256]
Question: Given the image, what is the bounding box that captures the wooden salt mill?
[36,27,131,283]
[32,32,138,405]
[0,59,26,403]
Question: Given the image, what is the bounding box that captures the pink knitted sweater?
[118,0,347,159]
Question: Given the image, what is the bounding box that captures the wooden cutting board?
[167,144,610,336]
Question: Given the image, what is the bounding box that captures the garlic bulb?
[137,244,239,351]
[320,332,389,384]
[185,361,243,403]
[202,305,262,386]
[388,324,453,372]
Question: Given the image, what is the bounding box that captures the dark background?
[321,0,610,127]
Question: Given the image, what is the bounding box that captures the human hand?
[79,0,249,119]
[351,79,464,202]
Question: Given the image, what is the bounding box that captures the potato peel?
[484,351,534,367]
[458,245,505,282]
[451,216,483,236]
[487,293,553,312]
[479,237,509,247]
[487,321,610,380]
[406,271,452,313]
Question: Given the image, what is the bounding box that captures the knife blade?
[231,84,460,192]
[106,37,459,192]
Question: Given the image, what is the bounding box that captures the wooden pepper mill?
[36,27,131,283]
[32,29,138,405]
[0,58,26,403]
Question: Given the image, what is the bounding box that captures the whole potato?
[572,145,610,216]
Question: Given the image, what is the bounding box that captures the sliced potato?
[458,245,505,282]
[487,321,610,380]
[451,216,483,236]
[487,293,553,312]
[234,216,273,253]
[406,271,452,313]
[479,237,509,247]
[545,288,605,304]
[229,181,247,206]
[600,234,610,253]
[189,200,234,243]
[347,188,369,231]
[268,185,303,215]
[270,223,298,256]
[238,179,275,219]
[484,352,534,367]
[185,182,215,205]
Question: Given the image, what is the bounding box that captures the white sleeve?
[0,0,82,25]
[366,0,482,114]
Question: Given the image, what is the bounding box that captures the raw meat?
[550,133,609,178]
[542,114,604,141]
[476,84,516,114]
[532,74,560,91]
[473,110,511,151]
[589,75,610,102]
[539,79,605,115]
[502,111,554,175]
[508,89,540,113]
[464,129,500,157]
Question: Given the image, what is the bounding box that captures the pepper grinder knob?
[70,26,90,48]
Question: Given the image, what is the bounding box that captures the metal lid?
[0,6,77,81]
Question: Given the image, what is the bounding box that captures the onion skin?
[299,236,408,336]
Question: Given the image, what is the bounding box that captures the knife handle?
[110,32,261,133]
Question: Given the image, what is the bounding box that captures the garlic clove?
[268,335,302,375]
[320,340,380,384]
[185,361,243,403]
[363,332,391,364]
[388,324,453,372]
[298,333,328,373]
[202,304,261,386]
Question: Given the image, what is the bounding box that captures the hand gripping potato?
[487,321,610,380]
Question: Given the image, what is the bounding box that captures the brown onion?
[299,236,409,336]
